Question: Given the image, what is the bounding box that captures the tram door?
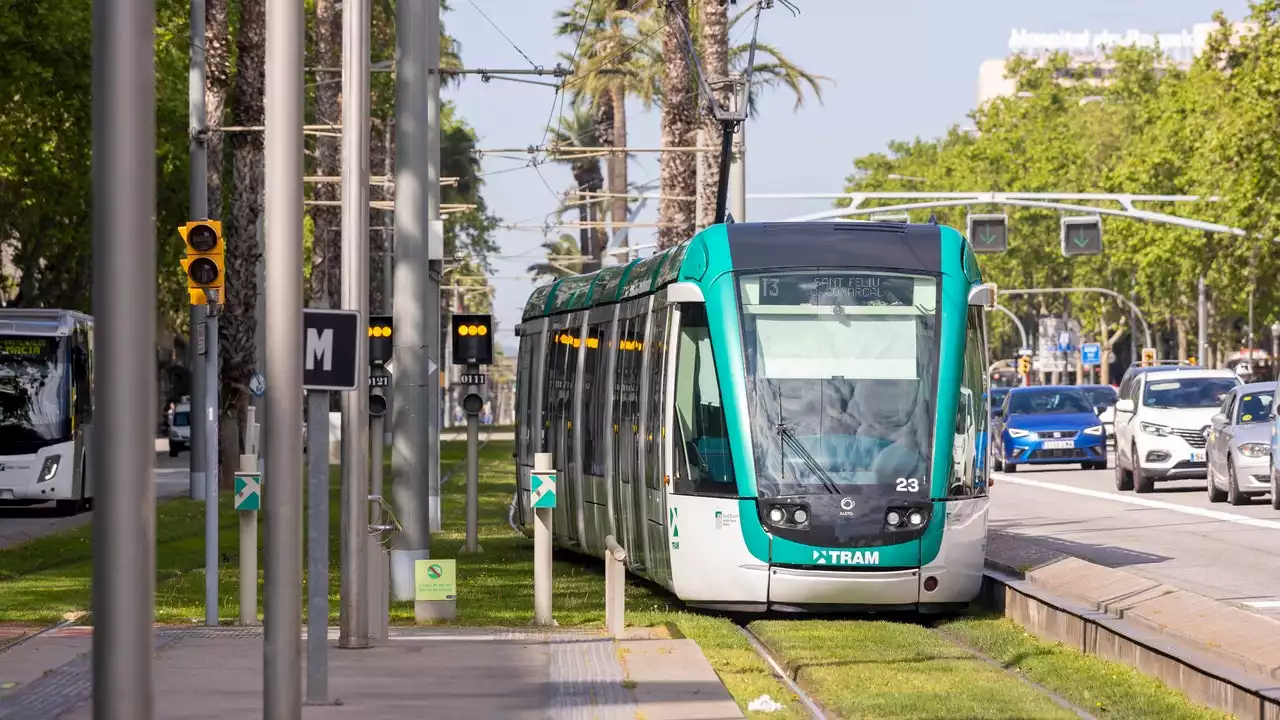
[613,301,645,571]
[546,314,580,546]
[644,294,673,585]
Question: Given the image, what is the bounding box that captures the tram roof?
[521,221,964,321]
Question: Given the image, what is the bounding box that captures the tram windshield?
[0,335,71,454]
[738,271,938,498]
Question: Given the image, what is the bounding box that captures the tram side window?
[542,324,568,456]
[950,306,989,497]
[673,304,736,496]
[645,306,669,490]
[516,333,534,463]
[582,324,607,476]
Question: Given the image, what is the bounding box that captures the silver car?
[1207,381,1275,505]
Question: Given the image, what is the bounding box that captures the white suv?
[1113,368,1240,493]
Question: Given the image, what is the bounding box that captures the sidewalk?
[0,625,743,720]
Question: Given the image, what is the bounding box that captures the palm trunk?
[610,83,629,248]
[205,0,232,219]
[659,0,697,249]
[310,0,342,307]
[220,0,266,488]
[696,0,730,229]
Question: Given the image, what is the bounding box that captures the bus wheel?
[55,499,80,515]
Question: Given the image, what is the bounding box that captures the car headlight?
[1238,442,1271,458]
[1007,428,1035,439]
[37,454,60,483]
[1083,425,1105,436]
[1139,422,1172,437]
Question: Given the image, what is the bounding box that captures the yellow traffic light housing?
[179,220,225,305]
[1017,356,1031,375]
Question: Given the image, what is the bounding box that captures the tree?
[658,0,697,248]
[309,0,342,308]
[547,109,607,266]
[527,235,587,283]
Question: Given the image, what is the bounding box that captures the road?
[991,451,1280,620]
[0,438,190,550]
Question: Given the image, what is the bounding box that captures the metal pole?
[205,315,219,627]
[92,0,156,710]
[426,0,444,537]
[368,412,388,641]
[1198,275,1208,365]
[533,452,554,626]
[339,0,371,649]
[264,0,305,712]
[305,388,331,703]
[238,449,259,626]
[729,122,745,221]
[188,0,208,503]
[463,371,481,554]
[390,0,433,603]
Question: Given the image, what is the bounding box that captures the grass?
[0,440,1233,719]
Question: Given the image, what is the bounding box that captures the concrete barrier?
[981,558,1280,719]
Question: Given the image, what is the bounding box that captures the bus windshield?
[738,271,937,498]
[0,336,71,453]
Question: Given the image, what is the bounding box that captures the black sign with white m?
[303,309,360,391]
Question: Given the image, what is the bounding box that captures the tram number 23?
[895,477,920,492]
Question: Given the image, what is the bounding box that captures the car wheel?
[169,445,179,457]
[1227,460,1250,506]
[1207,465,1227,503]
[1271,469,1280,510]
[1115,448,1134,491]
[1005,462,1017,473]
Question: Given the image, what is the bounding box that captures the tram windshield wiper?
[776,422,841,494]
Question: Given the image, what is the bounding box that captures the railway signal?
[452,313,493,366]
[967,213,1008,254]
[1060,215,1103,257]
[179,220,225,304]
[369,314,393,365]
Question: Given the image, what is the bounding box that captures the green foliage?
[844,7,1280,359]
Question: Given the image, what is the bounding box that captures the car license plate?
[1190,450,1206,463]
[1042,440,1074,450]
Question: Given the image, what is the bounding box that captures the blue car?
[993,385,1108,472]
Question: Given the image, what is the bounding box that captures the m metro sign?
[303,309,360,391]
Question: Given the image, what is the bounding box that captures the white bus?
[0,309,94,514]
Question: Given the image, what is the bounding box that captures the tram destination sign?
[755,273,917,306]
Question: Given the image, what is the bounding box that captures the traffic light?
[179,220,225,304]
[1188,355,1197,366]
[369,314,393,365]
[452,313,493,366]
[1017,355,1031,375]
[967,213,1008,254]
[1141,347,1157,366]
[1060,215,1103,257]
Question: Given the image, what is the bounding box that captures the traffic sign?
[1081,343,1101,366]
[249,372,265,397]
[531,471,557,509]
[234,472,261,511]
[414,559,456,602]
[1060,215,1103,256]
[967,213,1008,254]
[1057,331,1072,352]
[303,309,360,391]
[1141,347,1157,365]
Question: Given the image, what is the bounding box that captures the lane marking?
[1242,600,1280,609]
[993,473,1280,531]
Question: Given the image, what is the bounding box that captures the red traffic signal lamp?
[452,313,493,366]
[179,219,225,304]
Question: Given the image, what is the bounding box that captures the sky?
[442,0,1252,353]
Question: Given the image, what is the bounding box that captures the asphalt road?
[0,438,191,550]
[991,450,1280,620]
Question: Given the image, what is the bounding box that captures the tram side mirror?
[968,283,996,308]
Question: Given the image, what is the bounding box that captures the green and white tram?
[514,221,995,612]
[0,309,94,515]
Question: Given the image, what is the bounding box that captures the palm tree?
[547,110,606,267]
[658,0,698,248]
[527,234,588,284]
[554,1,660,249]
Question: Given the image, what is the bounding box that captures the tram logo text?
[812,550,880,565]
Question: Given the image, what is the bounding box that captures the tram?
[513,220,995,612]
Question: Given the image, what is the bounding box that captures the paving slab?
[619,638,744,720]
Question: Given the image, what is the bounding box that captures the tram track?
[734,619,830,719]
[0,613,86,656]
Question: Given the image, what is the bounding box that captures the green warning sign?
[414,559,457,602]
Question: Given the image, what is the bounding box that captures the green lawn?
[0,441,1232,720]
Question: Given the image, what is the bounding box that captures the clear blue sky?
[442,0,1250,352]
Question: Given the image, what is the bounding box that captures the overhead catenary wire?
[464,0,542,70]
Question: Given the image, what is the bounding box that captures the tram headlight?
[792,508,808,524]
[769,507,785,524]
[37,454,59,483]
[907,510,924,527]
[886,510,902,527]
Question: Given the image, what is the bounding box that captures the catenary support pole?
[92,0,157,711]
[1198,275,1208,365]
[188,0,208,503]
[305,388,331,703]
[338,0,372,649]
[264,0,305,712]
[426,0,443,536]
[729,122,745,221]
[204,314,219,627]
[390,0,432,603]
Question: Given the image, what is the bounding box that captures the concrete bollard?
[604,535,627,638]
